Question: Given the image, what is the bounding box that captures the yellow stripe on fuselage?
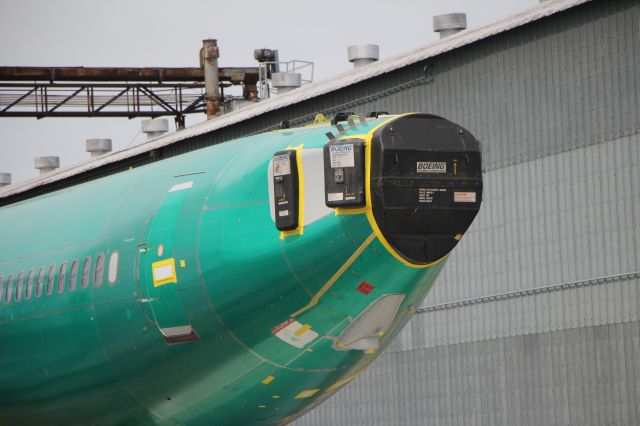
[290,232,376,318]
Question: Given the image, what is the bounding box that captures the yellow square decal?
[152,258,177,287]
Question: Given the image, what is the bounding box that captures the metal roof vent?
[433,13,467,39]
[0,173,11,188]
[271,72,302,94]
[86,138,112,159]
[141,119,169,140]
[34,156,60,175]
[347,44,379,68]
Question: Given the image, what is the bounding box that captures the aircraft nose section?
[368,113,483,266]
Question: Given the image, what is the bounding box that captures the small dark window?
[58,262,67,293]
[4,274,13,304]
[0,275,4,304]
[46,264,56,296]
[36,267,45,297]
[69,260,79,291]
[26,270,35,300]
[15,272,24,302]
[94,253,105,288]
[81,257,91,289]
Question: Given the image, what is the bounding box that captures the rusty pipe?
[202,39,220,118]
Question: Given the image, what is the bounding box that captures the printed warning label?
[273,154,291,176]
[272,319,295,334]
[329,144,355,168]
[327,192,344,202]
[417,161,447,173]
[454,192,476,203]
[418,188,447,203]
[272,319,318,348]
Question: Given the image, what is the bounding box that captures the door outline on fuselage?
[139,180,199,344]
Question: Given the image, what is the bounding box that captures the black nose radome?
[369,114,483,265]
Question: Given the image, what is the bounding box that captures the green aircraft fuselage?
[0,114,482,425]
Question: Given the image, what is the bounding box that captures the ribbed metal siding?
[294,131,640,423]
[9,0,636,207]
[400,275,639,349]
[427,132,640,306]
[295,321,640,426]
[293,1,640,424]
[201,0,640,171]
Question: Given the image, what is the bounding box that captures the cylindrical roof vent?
[433,13,467,39]
[34,156,60,175]
[271,72,301,94]
[0,173,11,188]
[141,119,169,140]
[347,44,379,68]
[86,138,112,159]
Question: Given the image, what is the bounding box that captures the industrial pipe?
[202,39,220,118]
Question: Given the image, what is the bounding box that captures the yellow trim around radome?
[280,144,305,240]
[275,115,449,267]
[335,114,448,269]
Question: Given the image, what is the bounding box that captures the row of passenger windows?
[0,251,119,305]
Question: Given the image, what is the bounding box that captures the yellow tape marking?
[335,206,368,216]
[152,258,177,287]
[295,324,311,336]
[180,259,186,268]
[290,232,376,318]
[261,375,275,385]
[258,404,267,409]
[272,395,280,399]
[295,389,319,399]
[280,144,305,239]
[313,113,329,125]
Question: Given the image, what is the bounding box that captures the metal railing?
[258,60,314,99]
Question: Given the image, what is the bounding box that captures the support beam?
[0,65,260,120]
[0,66,259,84]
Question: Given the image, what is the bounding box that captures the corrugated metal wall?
[293,0,640,424]
[299,321,640,426]
[196,0,639,172]
[428,132,640,309]
[16,0,636,207]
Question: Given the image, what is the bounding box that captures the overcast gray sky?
[0,0,536,183]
